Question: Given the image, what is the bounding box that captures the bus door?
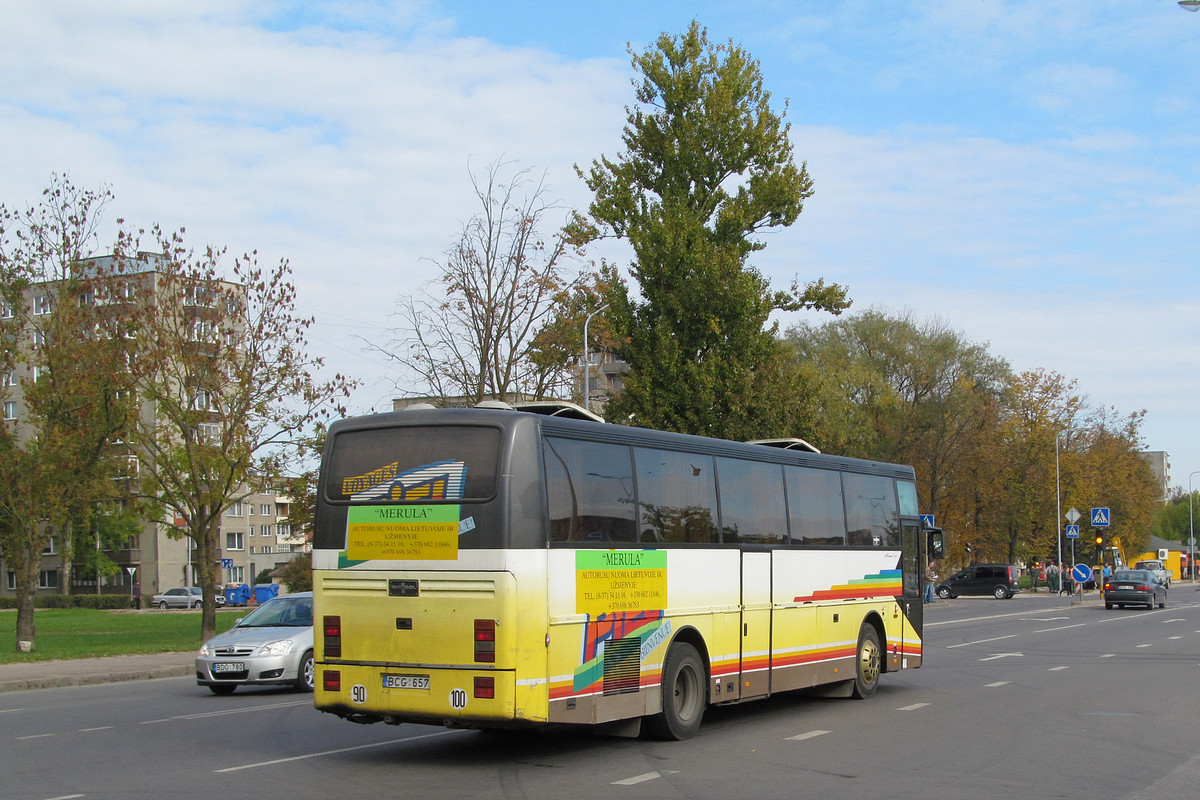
[740,551,772,700]
[902,521,923,666]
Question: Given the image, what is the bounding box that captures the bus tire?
[851,624,881,700]
[646,641,706,740]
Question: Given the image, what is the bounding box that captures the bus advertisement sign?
[575,550,668,615]
[346,504,460,560]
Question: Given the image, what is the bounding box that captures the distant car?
[1134,560,1171,588]
[935,563,1020,599]
[153,586,225,609]
[195,591,314,695]
[1104,569,1167,610]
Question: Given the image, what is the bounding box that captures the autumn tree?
[123,227,356,640]
[0,175,140,652]
[380,160,583,404]
[573,21,849,439]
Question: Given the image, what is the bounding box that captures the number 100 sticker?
[449,688,468,709]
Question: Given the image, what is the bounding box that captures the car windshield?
[1112,570,1150,582]
[238,596,313,628]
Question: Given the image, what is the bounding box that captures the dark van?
[935,564,1020,599]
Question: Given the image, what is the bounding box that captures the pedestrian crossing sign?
[1091,507,1110,527]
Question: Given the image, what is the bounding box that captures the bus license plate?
[382,674,430,690]
[213,662,244,673]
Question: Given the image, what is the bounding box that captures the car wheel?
[936,586,952,599]
[851,624,882,700]
[645,641,706,740]
[1105,603,1113,610]
[294,650,315,692]
[158,600,169,609]
[993,585,1008,600]
[1158,596,1166,609]
[209,684,236,695]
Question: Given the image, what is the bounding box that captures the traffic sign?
[1066,507,1081,524]
[1091,507,1110,527]
[1072,563,1093,584]
[221,558,233,569]
[920,514,935,529]
[1065,525,1079,539]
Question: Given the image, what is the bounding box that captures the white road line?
[78,726,114,732]
[1034,623,1086,633]
[985,681,1010,687]
[612,771,678,786]
[1170,636,1182,640]
[0,708,24,713]
[16,733,54,740]
[43,795,85,799]
[215,730,464,773]
[1049,666,1070,671]
[947,634,1017,649]
[1137,644,1153,648]
[143,699,310,724]
[897,703,930,711]
[787,730,831,741]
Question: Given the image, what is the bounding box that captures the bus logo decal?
[792,569,903,603]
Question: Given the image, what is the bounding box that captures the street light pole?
[1190,471,1200,582]
[1056,430,1065,582]
[581,303,609,413]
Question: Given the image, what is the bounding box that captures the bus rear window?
[323,425,501,503]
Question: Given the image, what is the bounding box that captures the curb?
[0,664,192,693]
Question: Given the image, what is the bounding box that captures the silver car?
[153,586,225,609]
[195,592,314,695]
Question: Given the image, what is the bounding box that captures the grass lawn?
[0,608,241,664]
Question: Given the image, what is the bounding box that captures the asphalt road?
[3,591,1200,800]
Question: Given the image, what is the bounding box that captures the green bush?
[0,594,135,610]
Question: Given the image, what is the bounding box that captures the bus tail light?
[474,619,495,663]
[324,615,342,658]
[474,676,495,699]
[323,670,341,692]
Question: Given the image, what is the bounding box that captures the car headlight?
[255,639,294,657]
[199,642,212,657]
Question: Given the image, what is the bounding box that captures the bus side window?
[633,447,718,544]
[715,457,786,546]
[544,437,637,543]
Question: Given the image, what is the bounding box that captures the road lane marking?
[1034,623,1086,633]
[979,652,1023,661]
[897,703,930,711]
[613,771,679,786]
[143,699,311,724]
[1049,666,1070,671]
[16,733,54,740]
[79,726,114,732]
[985,681,1010,687]
[1100,654,1115,658]
[1137,644,1152,648]
[947,635,1017,649]
[215,730,465,772]
[788,730,831,741]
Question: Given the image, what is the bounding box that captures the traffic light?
[1094,532,1105,562]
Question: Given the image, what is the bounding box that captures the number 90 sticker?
[449,688,468,710]
[351,684,367,704]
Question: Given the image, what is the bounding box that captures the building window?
[228,501,243,517]
[3,401,16,421]
[6,572,14,590]
[263,546,273,554]
[2,370,15,387]
[34,295,52,315]
[39,570,59,589]
[33,330,47,348]
[226,531,245,551]
[229,566,244,584]
[1,301,13,319]
[42,537,57,555]
[197,423,220,444]
[190,389,213,411]
[261,504,273,516]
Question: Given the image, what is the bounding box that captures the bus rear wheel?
[851,624,881,699]
[646,641,706,740]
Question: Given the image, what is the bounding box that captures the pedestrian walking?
[924,561,938,603]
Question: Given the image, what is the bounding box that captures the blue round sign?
[1072,563,1092,584]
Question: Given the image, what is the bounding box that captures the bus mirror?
[928,529,945,561]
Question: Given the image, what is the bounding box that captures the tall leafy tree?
[122,226,356,640]
[0,175,139,652]
[573,21,849,439]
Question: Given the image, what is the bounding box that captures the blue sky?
[4,1,1200,490]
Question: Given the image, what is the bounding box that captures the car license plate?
[382,674,430,690]
[212,662,244,673]
[1118,584,1133,590]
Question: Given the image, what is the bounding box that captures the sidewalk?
[0,651,195,693]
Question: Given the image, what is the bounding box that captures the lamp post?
[1055,430,1067,583]
[1190,471,1200,582]
[581,303,609,413]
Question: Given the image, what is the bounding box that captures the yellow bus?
[312,404,928,739]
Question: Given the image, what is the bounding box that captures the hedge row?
[0,594,133,610]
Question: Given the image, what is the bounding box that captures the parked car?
[1103,569,1167,610]
[1134,560,1171,588]
[935,563,1020,599]
[153,586,225,609]
[195,591,314,695]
